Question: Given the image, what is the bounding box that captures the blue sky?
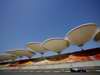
[0,0,100,57]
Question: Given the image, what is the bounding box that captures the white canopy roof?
[94,28,100,42]
[42,38,70,52]
[65,23,97,46]
[6,49,33,58]
[0,53,16,61]
[26,42,48,53]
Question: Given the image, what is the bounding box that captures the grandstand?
[0,23,100,72]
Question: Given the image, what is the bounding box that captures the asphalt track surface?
[0,71,100,75]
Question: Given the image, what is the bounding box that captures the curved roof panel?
[7,49,33,58]
[26,42,48,53]
[94,28,100,42]
[65,23,97,46]
[42,38,70,52]
[0,53,16,61]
